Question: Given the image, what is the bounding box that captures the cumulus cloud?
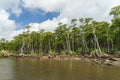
[0,9,17,40]
[28,18,68,32]
[22,0,120,33]
[1,0,120,40]
[0,0,22,16]
[22,0,120,21]
[22,0,65,12]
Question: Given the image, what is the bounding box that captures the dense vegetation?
[0,6,120,56]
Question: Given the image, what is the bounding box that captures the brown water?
[0,58,120,80]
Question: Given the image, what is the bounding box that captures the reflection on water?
[0,58,15,80]
[0,58,120,80]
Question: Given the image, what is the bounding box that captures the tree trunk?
[65,33,71,54]
[20,38,25,54]
[81,31,89,53]
[48,39,51,53]
[93,27,102,55]
[39,42,43,53]
[31,42,34,54]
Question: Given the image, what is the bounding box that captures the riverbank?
[2,53,120,67]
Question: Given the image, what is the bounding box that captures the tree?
[110,5,120,17]
[109,5,120,53]
[70,18,77,52]
[79,18,93,54]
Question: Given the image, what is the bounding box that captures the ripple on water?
[0,58,120,80]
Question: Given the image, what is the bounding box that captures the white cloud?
[0,0,22,16]
[22,0,120,21]
[9,29,24,39]
[28,18,68,32]
[22,0,65,12]
[0,9,17,40]
[1,0,120,40]
[22,0,120,32]
[0,0,23,40]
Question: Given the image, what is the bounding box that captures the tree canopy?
[0,5,120,56]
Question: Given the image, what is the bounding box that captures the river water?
[0,58,120,80]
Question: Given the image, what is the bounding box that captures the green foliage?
[76,48,82,54]
[110,5,120,17]
[0,5,120,56]
[0,52,4,57]
[49,50,56,54]
[0,50,13,57]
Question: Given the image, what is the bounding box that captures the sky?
[0,0,120,40]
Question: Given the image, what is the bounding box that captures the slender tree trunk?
[20,38,25,54]
[81,32,86,53]
[72,36,75,52]
[93,27,102,55]
[65,33,71,53]
[39,42,43,53]
[31,41,34,54]
[111,40,114,53]
[107,39,110,54]
[81,31,89,53]
[90,39,98,56]
[71,32,75,52]
[107,29,110,54]
[48,39,51,53]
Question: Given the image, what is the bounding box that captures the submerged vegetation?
[0,5,120,57]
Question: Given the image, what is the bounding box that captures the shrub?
[76,48,82,54]
[0,50,13,57]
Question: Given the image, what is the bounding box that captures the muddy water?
[0,58,120,80]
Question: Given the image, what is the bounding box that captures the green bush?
[0,53,4,57]
[0,50,13,57]
[76,48,82,54]
[49,50,56,54]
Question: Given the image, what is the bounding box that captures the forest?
[0,5,120,57]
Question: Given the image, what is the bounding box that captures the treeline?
[0,5,120,56]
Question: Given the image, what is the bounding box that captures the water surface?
[0,58,120,80]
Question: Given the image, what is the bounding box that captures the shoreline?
[2,54,120,67]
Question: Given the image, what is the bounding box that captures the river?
[0,58,120,80]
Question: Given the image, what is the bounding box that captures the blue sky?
[10,8,59,30]
[0,0,120,40]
